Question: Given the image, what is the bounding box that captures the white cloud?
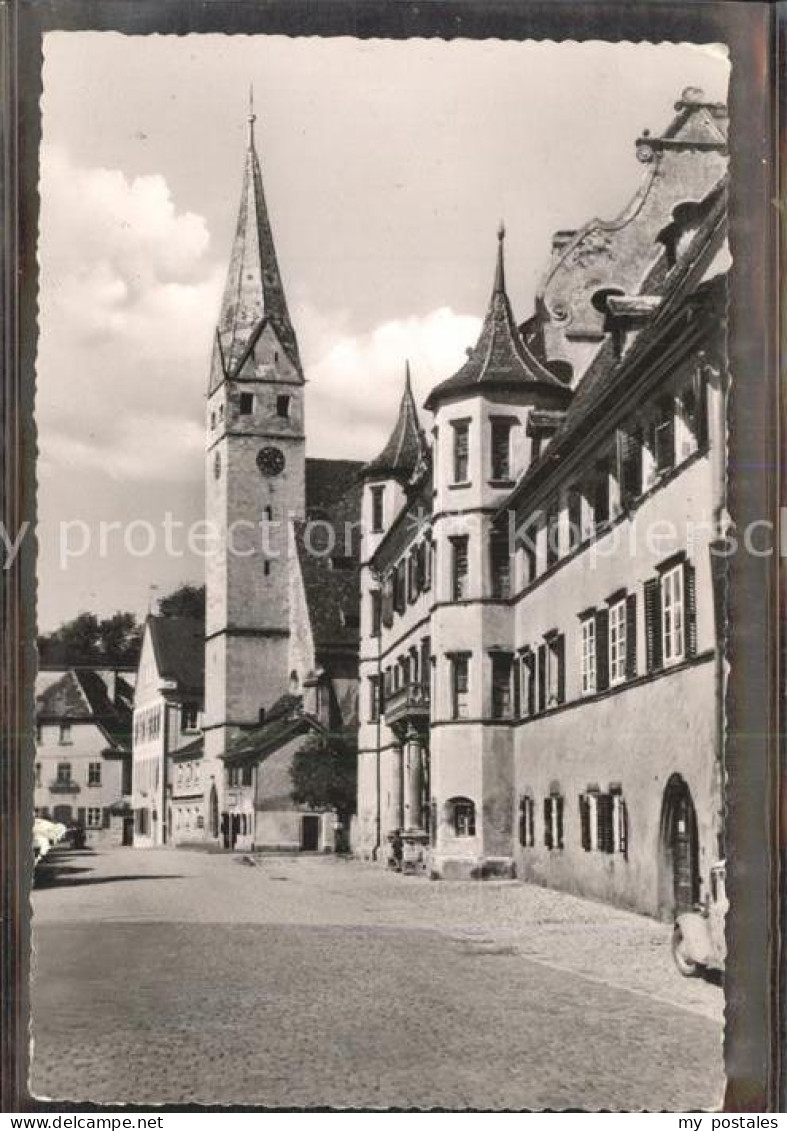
[37,145,222,482]
[301,306,482,461]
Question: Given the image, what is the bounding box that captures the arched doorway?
[209,784,219,840]
[659,774,699,918]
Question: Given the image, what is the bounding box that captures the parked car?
[671,860,727,977]
[32,817,67,863]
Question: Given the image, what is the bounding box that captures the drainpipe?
[373,597,383,861]
[705,351,728,861]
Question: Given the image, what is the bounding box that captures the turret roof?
[424,226,568,411]
[363,361,429,481]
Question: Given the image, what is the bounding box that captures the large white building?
[355,88,729,918]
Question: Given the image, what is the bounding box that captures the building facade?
[355,88,728,918]
[131,615,204,847]
[34,667,133,845]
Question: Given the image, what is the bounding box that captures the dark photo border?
[1,0,779,1112]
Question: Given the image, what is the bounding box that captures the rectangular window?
[567,487,583,551]
[34,762,41,786]
[423,540,432,592]
[276,394,291,419]
[88,762,101,786]
[490,531,511,599]
[241,765,253,787]
[544,794,564,850]
[453,799,476,837]
[654,396,676,473]
[394,560,407,614]
[86,807,102,828]
[580,615,596,695]
[56,761,71,784]
[451,655,470,719]
[490,653,513,719]
[239,392,254,415]
[490,420,512,481]
[617,425,643,506]
[452,421,469,483]
[521,527,537,586]
[370,485,384,533]
[451,536,469,601]
[608,598,627,685]
[661,563,684,664]
[59,723,72,745]
[181,706,199,732]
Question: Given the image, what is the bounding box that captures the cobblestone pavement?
[31,847,725,1110]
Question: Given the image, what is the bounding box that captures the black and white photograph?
[14,20,763,1113]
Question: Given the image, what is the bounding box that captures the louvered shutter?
[518,799,526,847]
[543,798,553,849]
[537,645,547,713]
[595,608,610,692]
[683,559,698,658]
[102,807,111,829]
[512,656,521,718]
[556,795,564,849]
[556,635,566,704]
[579,795,591,851]
[644,577,663,671]
[625,593,637,679]
[693,367,709,450]
[597,793,614,853]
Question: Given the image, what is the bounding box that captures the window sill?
[448,481,472,490]
[488,478,515,489]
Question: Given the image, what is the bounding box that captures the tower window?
[239,393,254,416]
[370,485,385,533]
[450,535,469,601]
[490,420,513,480]
[452,421,470,483]
[276,395,291,419]
[450,654,470,719]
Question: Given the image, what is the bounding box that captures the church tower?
[203,97,306,837]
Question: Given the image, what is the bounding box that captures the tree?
[290,730,358,827]
[158,583,206,620]
[38,611,142,666]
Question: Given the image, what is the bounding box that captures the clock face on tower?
[256,446,285,477]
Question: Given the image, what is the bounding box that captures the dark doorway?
[53,805,72,824]
[122,817,134,846]
[659,774,700,918]
[209,785,219,840]
[301,814,320,851]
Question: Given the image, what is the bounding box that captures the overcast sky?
[36,33,729,632]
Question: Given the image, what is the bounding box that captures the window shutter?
[684,559,698,658]
[597,793,614,853]
[619,799,629,859]
[693,367,709,450]
[644,577,663,671]
[537,645,547,713]
[543,798,553,849]
[556,635,566,705]
[518,799,526,847]
[556,795,564,849]
[616,429,633,507]
[77,807,86,826]
[526,653,536,716]
[579,795,591,851]
[595,608,609,692]
[102,807,111,829]
[512,656,521,718]
[382,575,394,627]
[625,593,637,679]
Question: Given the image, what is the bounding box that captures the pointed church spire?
[494,220,506,294]
[209,96,301,393]
[363,361,429,481]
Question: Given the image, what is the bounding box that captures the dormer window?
[276,394,291,419]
